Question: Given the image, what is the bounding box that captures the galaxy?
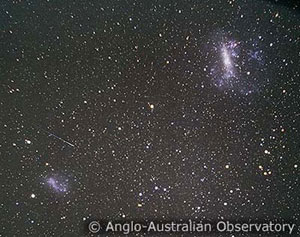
[45,176,68,193]
[1,0,300,236]
[207,31,266,95]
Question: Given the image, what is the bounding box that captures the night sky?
[1,0,300,236]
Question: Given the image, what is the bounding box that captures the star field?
[1,0,300,236]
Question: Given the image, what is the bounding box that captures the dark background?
[0,0,299,236]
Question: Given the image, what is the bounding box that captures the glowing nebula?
[46,177,68,193]
[207,32,265,95]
